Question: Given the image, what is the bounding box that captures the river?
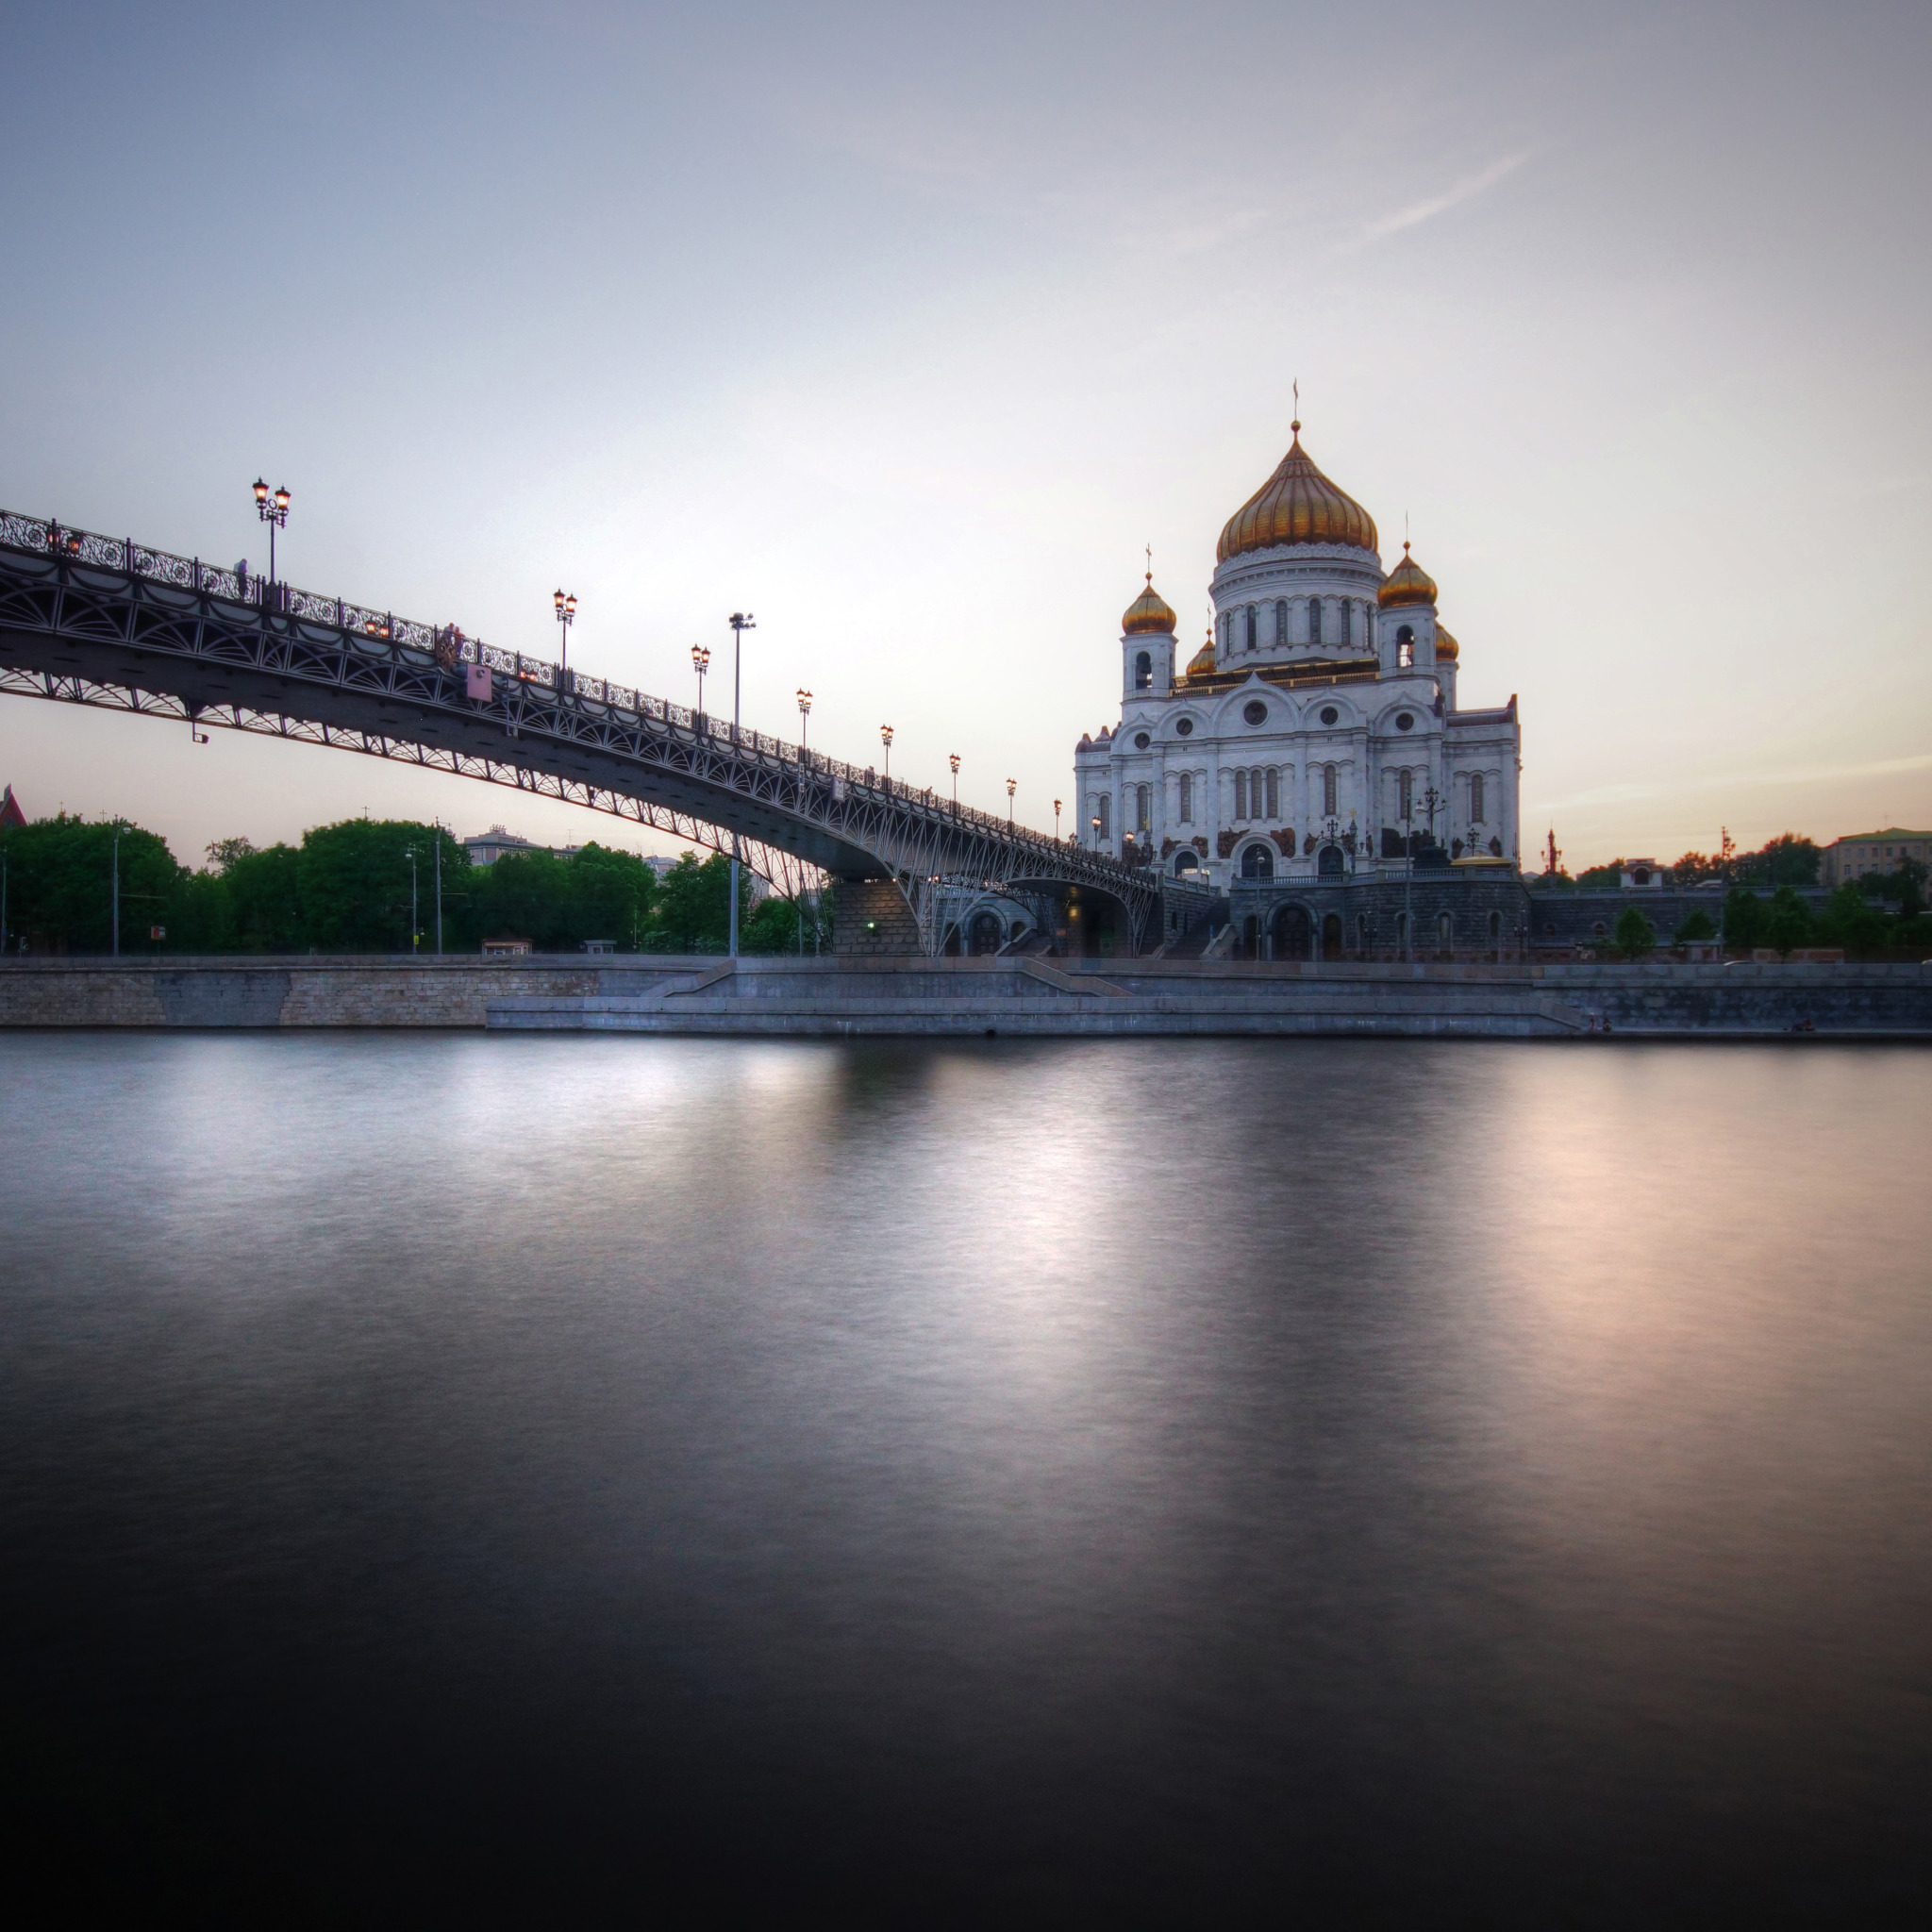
[2,1034,1927,1921]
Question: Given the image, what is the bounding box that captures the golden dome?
[1376,541,1438,610]
[1123,573,1176,636]
[1434,625,1459,661]
[1217,423,1379,561]
[1185,626,1216,676]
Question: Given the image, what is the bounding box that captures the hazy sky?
[3,0,1927,870]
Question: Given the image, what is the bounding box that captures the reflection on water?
[2,1035,1928,1919]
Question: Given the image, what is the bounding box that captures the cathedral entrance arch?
[1239,841,1274,881]
[1174,847,1199,877]
[1272,903,1313,960]
[969,910,1004,956]
[1317,843,1345,878]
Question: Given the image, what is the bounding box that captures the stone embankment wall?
[2,954,1927,1036]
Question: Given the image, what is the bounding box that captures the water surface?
[2,1035,1927,1921]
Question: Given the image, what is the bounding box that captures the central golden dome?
[1217,424,1379,561]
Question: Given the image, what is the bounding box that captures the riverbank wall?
[2,955,1928,1037]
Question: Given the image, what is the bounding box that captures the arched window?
[1178,773,1193,823]
[1438,911,1453,947]
[1136,784,1151,832]
[1241,842,1274,880]
[1309,598,1323,646]
[1342,601,1354,647]
[1397,625,1414,669]
[1395,910,1408,949]
[1134,650,1151,690]
[1264,768,1279,818]
[1234,770,1248,820]
[1245,605,1257,651]
[1174,847,1198,874]
[1357,913,1369,951]
[1471,772,1485,823]
[1274,599,1288,645]
[1398,767,1413,822]
[1489,910,1502,941]
[1095,794,1110,838]
[1323,763,1338,817]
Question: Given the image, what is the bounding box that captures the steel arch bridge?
[0,511,1188,953]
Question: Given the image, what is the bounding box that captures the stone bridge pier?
[831,877,924,956]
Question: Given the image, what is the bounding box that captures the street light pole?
[949,753,960,809]
[728,612,755,958]
[553,590,576,688]
[797,689,812,754]
[252,479,291,587]
[110,824,120,958]
[880,724,893,784]
[434,824,444,956]
[692,643,709,716]
[1054,798,1061,841]
[405,846,419,953]
[1007,778,1016,825]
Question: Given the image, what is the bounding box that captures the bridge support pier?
[830,876,923,957]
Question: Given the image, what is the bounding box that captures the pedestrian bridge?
[0,509,1202,954]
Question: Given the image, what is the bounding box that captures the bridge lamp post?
[553,590,575,689]
[949,753,959,809]
[728,612,755,958]
[1006,778,1016,826]
[1054,798,1061,841]
[880,724,893,784]
[1091,814,1102,852]
[404,846,420,953]
[796,689,812,754]
[252,479,290,585]
[691,643,709,717]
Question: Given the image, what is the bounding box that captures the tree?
[1860,858,1925,919]
[1574,858,1624,890]
[1672,849,1724,886]
[1613,905,1657,959]
[1673,908,1718,944]
[1734,834,1820,889]
[221,843,304,952]
[0,813,185,953]
[296,819,461,952]
[644,851,747,952]
[1817,882,1889,958]
[1765,886,1812,958]
[1723,887,1768,951]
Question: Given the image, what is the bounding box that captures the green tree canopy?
[1613,905,1657,959]
[0,814,185,954]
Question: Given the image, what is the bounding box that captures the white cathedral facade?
[1074,422,1521,905]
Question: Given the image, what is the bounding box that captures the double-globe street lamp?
[879,724,893,783]
[949,753,960,809]
[691,643,710,715]
[251,479,290,588]
[797,689,812,753]
[1006,778,1016,825]
[553,589,576,685]
[726,612,756,957]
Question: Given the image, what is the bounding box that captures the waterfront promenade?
[2,954,1927,1036]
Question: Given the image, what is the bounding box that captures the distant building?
[0,783,25,830]
[1822,828,1931,886]
[463,824,588,866]
[481,935,533,956]
[1620,859,1666,890]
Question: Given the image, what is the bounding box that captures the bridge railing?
[2,507,1136,887]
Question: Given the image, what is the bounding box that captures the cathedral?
[1074,419,1524,958]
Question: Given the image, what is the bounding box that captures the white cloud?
[1364,152,1530,242]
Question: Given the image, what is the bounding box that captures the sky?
[2,0,1928,872]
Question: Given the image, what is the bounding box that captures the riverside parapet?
[2,955,1928,1037]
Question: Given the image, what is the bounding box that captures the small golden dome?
[1377,542,1438,610]
[1217,423,1379,560]
[1123,573,1176,636]
[1185,626,1216,676]
[1434,625,1459,661]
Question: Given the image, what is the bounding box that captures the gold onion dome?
[1123,573,1177,635]
[1434,625,1459,661]
[1376,541,1438,610]
[1186,626,1216,676]
[1216,422,1379,561]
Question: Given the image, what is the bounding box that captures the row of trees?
[1542,832,1824,891]
[0,814,824,956]
[1605,880,1930,959]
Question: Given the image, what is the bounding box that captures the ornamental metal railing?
[0,507,1137,899]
